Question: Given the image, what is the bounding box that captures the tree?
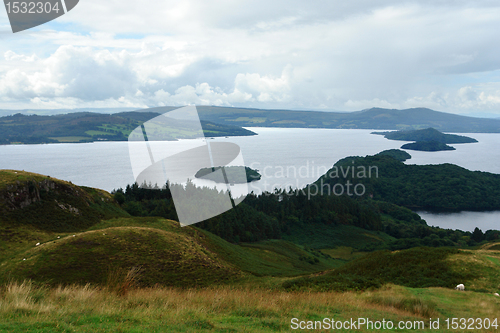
[472,227,484,243]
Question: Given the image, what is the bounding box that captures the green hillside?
[283,245,500,293]
[0,170,127,232]
[1,171,500,331]
[0,171,342,287]
[1,170,499,290]
[4,107,500,142]
[1,224,241,288]
[0,217,341,287]
[0,170,128,262]
[0,112,256,144]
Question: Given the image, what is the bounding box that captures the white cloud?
[1,1,500,114]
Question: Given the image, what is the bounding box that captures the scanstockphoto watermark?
[249,160,379,199]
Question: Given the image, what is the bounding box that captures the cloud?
[150,66,292,106]
[1,1,500,114]
[0,45,138,101]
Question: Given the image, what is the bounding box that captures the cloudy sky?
[1,0,500,115]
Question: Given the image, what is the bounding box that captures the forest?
[317,151,500,211]
[113,168,500,252]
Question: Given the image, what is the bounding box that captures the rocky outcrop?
[2,178,83,211]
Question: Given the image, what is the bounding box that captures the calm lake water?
[1,128,499,232]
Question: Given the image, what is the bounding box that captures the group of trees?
[318,153,500,211]
[113,177,500,250]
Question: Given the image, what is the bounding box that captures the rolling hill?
[3,106,500,145]
[1,170,500,331]
[0,112,256,144]
[176,106,500,132]
[0,170,342,287]
[1,170,499,291]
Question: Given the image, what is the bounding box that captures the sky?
[1,0,500,116]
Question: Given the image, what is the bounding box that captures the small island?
[195,166,261,184]
[376,149,412,161]
[371,127,477,144]
[401,140,456,152]
[371,128,477,152]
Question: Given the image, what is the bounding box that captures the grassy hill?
[0,170,128,262]
[0,171,343,288]
[1,171,500,331]
[0,216,343,287]
[0,112,256,144]
[283,246,500,293]
[1,224,241,288]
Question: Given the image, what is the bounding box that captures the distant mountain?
[372,128,478,144]
[0,112,256,145]
[5,106,500,134]
[139,106,500,133]
[0,107,137,117]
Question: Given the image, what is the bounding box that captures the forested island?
[401,140,456,151]
[372,127,477,143]
[316,150,500,211]
[195,166,261,183]
[375,149,412,161]
[371,128,476,152]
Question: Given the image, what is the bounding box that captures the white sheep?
[494,293,499,297]
[455,283,465,291]
[35,242,40,246]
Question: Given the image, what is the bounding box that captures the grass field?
[0,282,499,332]
[84,130,116,136]
[321,246,366,260]
[47,136,91,142]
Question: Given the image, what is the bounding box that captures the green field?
[48,136,91,142]
[0,282,499,332]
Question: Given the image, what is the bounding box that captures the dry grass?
[0,281,499,332]
[362,284,438,318]
[106,266,142,296]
